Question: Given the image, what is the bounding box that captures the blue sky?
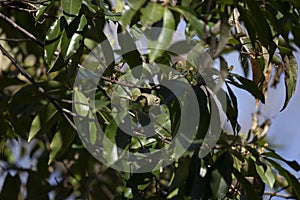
[225,48,300,161]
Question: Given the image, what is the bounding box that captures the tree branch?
[264,191,297,199]
[0,44,77,131]
[0,12,44,46]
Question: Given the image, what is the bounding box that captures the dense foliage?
[0,0,300,199]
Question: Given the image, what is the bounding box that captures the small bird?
[130,88,161,126]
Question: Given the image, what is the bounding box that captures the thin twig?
[0,12,159,91]
[264,191,297,199]
[0,38,32,42]
[0,44,77,131]
[0,12,44,46]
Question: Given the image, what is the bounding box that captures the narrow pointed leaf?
[35,1,51,23]
[228,74,265,103]
[61,15,87,60]
[29,103,57,141]
[44,18,62,65]
[140,2,164,27]
[281,54,298,111]
[73,89,90,117]
[255,164,276,189]
[263,148,300,171]
[149,8,175,63]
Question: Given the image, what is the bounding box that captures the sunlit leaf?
[255,163,276,189]
[61,0,82,23]
[44,18,62,65]
[140,2,164,27]
[281,54,298,111]
[121,0,147,27]
[73,89,90,117]
[61,15,87,60]
[35,1,52,23]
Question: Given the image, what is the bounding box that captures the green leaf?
[235,5,257,48]
[61,0,82,15]
[47,54,66,73]
[103,120,119,166]
[89,121,97,145]
[228,74,265,103]
[83,17,115,76]
[44,18,62,65]
[0,174,21,200]
[263,149,300,172]
[210,152,233,199]
[211,169,228,198]
[169,157,191,192]
[265,158,300,198]
[140,2,164,27]
[61,15,87,60]
[181,0,192,7]
[128,173,154,190]
[225,83,239,134]
[82,0,99,13]
[105,13,122,21]
[149,7,175,63]
[48,116,76,164]
[121,0,147,27]
[61,0,82,23]
[245,0,273,48]
[35,1,52,23]
[73,89,90,117]
[28,103,58,141]
[281,54,298,111]
[185,156,212,199]
[171,6,210,39]
[265,5,289,42]
[0,114,9,138]
[255,163,276,189]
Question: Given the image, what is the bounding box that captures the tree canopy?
[0,0,300,199]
